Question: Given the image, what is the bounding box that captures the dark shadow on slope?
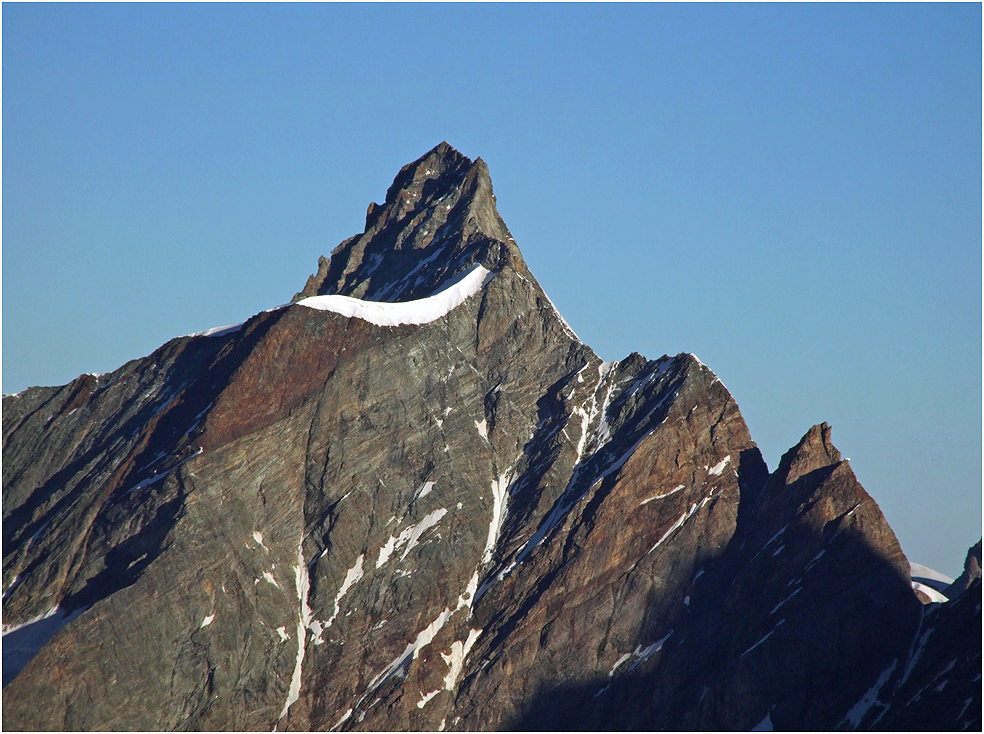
[59,493,185,613]
[503,461,928,731]
[494,448,766,731]
[2,606,86,687]
[868,579,981,730]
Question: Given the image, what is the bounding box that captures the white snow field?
[295,264,491,326]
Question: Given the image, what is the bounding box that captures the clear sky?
[3,4,980,576]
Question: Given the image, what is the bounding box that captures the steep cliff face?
[660,423,923,731]
[2,143,978,731]
[293,141,527,303]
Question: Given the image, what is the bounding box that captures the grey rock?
[2,144,978,731]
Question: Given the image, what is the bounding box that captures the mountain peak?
[4,146,979,732]
[774,421,842,486]
[946,540,983,599]
[380,141,472,210]
[295,143,522,303]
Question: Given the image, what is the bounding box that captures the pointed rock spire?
[294,142,526,303]
[773,422,842,487]
[380,141,472,213]
[756,422,912,580]
[946,539,982,599]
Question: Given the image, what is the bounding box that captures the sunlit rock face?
[3,144,979,731]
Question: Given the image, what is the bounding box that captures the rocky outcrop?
[945,539,982,600]
[663,423,922,731]
[293,141,528,304]
[2,143,977,731]
[500,422,924,732]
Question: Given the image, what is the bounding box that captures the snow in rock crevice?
[481,472,512,566]
[839,660,897,729]
[741,619,786,658]
[324,553,367,629]
[609,630,674,677]
[279,540,315,719]
[707,455,731,476]
[376,509,448,569]
[639,485,686,506]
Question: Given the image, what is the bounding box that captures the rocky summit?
[2,143,979,732]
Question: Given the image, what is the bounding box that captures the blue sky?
[3,4,980,575]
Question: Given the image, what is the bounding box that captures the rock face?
[2,143,979,731]
[945,540,982,600]
[870,558,981,731]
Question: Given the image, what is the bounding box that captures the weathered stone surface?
[661,423,923,731]
[293,141,528,304]
[3,143,977,731]
[495,423,924,732]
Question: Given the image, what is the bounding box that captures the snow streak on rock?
[368,608,455,693]
[325,554,366,629]
[442,628,483,692]
[707,455,731,476]
[840,660,898,728]
[609,631,673,676]
[644,496,715,557]
[482,472,511,566]
[376,509,448,569]
[279,540,313,719]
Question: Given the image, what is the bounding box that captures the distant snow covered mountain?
[2,143,979,731]
[910,562,954,603]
